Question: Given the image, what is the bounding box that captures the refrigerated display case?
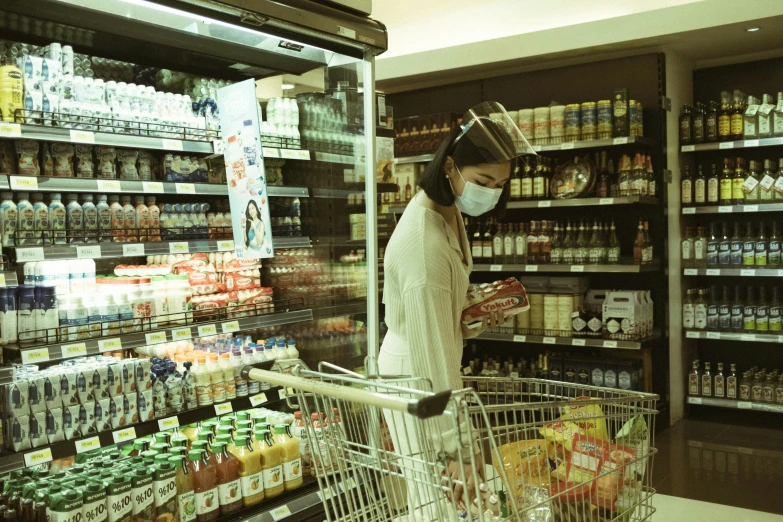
[0,0,386,520]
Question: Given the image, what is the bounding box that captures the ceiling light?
[747,27,761,32]
[281,83,295,90]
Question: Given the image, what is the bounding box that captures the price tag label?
[340,478,357,492]
[145,331,168,345]
[76,245,102,259]
[538,201,551,208]
[744,205,759,212]
[169,242,189,254]
[684,269,697,275]
[198,324,218,337]
[0,122,22,138]
[212,139,225,155]
[681,145,695,152]
[738,401,753,409]
[740,269,755,276]
[532,145,542,152]
[682,207,696,214]
[706,332,721,340]
[142,182,164,193]
[161,138,184,151]
[97,180,121,192]
[295,150,311,160]
[262,147,280,158]
[741,334,756,341]
[280,149,298,160]
[158,416,180,431]
[525,265,538,272]
[542,337,556,344]
[0,274,6,287]
[75,436,101,454]
[512,335,526,342]
[70,130,95,144]
[10,176,39,190]
[222,320,240,333]
[572,339,586,346]
[249,393,268,406]
[706,269,721,276]
[718,206,732,213]
[24,448,53,468]
[176,183,196,194]
[98,338,122,351]
[509,371,519,378]
[560,142,575,150]
[689,397,703,405]
[744,139,760,148]
[122,244,145,256]
[599,198,614,205]
[719,142,734,149]
[113,427,137,444]
[17,248,45,262]
[603,341,618,348]
[278,388,294,399]
[613,137,629,145]
[570,265,585,272]
[217,240,235,251]
[172,328,193,340]
[270,505,291,521]
[686,331,699,339]
[489,264,502,272]
[21,348,50,364]
[214,402,233,415]
[62,342,88,358]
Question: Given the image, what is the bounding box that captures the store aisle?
[653,419,783,516]
[653,494,783,522]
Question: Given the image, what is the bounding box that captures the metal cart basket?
[247,362,658,522]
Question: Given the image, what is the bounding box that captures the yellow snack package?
[538,420,584,452]
[558,396,610,443]
[492,440,552,499]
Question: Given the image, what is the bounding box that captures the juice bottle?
[121,196,137,243]
[146,197,160,242]
[0,191,18,247]
[135,196,150,242]
[255,430,283,499]
[273,424,303,491]
[80,482,107,522]
[228,435,264,507]
[82,194,98,243]
[210,442,242,516]
[130,468,154,522]
[187,450,218,522]
[48,488,83,522]
[219,353,236,400]
[152,461,178,522]
[290,412,310,477]
[109,195,124,243]
[105,475,133,522]
[192,357,212,406]
[206,354,225,404]
[168,456,195,522]
[181,424,199,445]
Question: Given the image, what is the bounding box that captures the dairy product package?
[138,390,154,421]
[109,395,125,429]
[135,358,152,391]
[42,371,63,410]
[118,149,139,180]
[42,143,54,176]
[95,397,112,432]
[45,407,64,444]
[18,56,43,92]
[138,151,153,181]
[22,91,42,125]
[107,361,124,396]
[42,92,58,126]
[76,365,96,403]
[15,140,40,176]
[122,359,136,393]
[80,401,97,435]
[125,391,139,424]
[9,415,31,452]
[95,146,117,179]
[52,142,76,177]
[41,58,62,85]
[75,144,94,178]
[63,403,82,440]
[27,373,46,414]
[5,379,30,418]
[29,410,46,448]
[462,277,530,330]
[93,364,110,399]
[60,367,79,406]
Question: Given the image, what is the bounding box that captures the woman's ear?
[444,156,456,180]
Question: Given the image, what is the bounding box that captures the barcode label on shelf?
[176,183,196,194]
[543,337,556,344]
[0,274,6,287]
[70,130,95,144]
[688,397,703,404]
[489,265,502,272]
[169,242,189,254]
[62,342,87,358]
[222,320,240,333]
[602,341,618,348]
[560,142,575,150]
[570,265,585,272]
[738,401,753,409]
[145,331,168,345]
[682,207,696,214]
[21,348,50,364]
[744,139,760,147]
[217,240,234,251]
[509,371,519,378]
[142,182,164,193]
[75,436,101,454]
[17,247,44,262]
[681,145,695,152]
[743,205,759,212]
[684,269,697,275]
[718,206,732,213]
[10,176,39,190]
[613,137,629,145]
[98,338,122,351]
[172,328,193,340]
[214,402,233,415]
[198,324,218,337]
[158,416,180,430]
[97,180,121,192]
[24,448,53,468]
[113,427,137,444]
[599,198,614,205]
[0,122,22,138]
[538,201,551,208]
[262,147,280,158]
[686,331,699,338]
[525,265,538,272]
[512,335,526,342]
[340,478,357,492]
[706,332,721,339]
[741,334,756,341]
[572,339,586,346]
[281,149,310,160]
[76,245,101,259]
[741,269,755,276]
[706,269,720,276]
[270,505,291,521]
[719,142,734,149]
[249,393,268,406]
[161,138,184,151]
[123,244,145,256]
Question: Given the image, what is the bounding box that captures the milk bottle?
[17,192,35,246]
[135,196,150,241]
[96,194,112,243]
[82,194,98,243]
[146,197,160,242]
[109,195,124,242]
[121,196,137,242]
[65,194,83,243]
[31,192,49,245]
[0,192,18,247]
[49,193,66,244]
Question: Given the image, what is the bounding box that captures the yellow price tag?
[97,180,122,192]
[214,402,233,415]
[270,505,291,521]
[113,427,137,444]
[75,436,101,454]
[0,122,22,138]
[171,328,193,340]
[176,183,196,194]
[98,338,122,351]
[249,393,268,407]
[10,176,39,190]
[0,274,6,287]
[69,129,95,144]
[158,416,180,431]
[161,138,184,151]
[222,321,240,333]
[21,348,50,364]
[169,242,189,254]
[143,182,164,193]
[24,448,53,468]
[217,240,234,251]
[262,147,280,158]
[123,244,145,256]
[145,331,168,345]
[62,342,88,358]
[197,324,217,338]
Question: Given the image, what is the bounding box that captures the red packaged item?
[224,271,261,291]
[461,277,529,329]
[565,432,637,510]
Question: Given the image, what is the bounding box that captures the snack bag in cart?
[462,277,529,330]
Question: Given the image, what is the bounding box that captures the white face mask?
[451,165,503,216]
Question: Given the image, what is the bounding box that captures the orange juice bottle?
[255,430,283,498]
[187,450,218,522]
[169,455,195,522]
[227,435,264,507]
[210,442,242,515]
[273,424,303,491]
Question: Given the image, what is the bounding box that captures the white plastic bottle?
[81,194,98,243]
[146,197,160,242]
[31,193,50,245]
[0,192,18,247]
[16,192,35,246]
[49,193,66,245]
[285,340,299,359]
[242,349,260,394]
[68,259,85,294]
[96,195,112,243]
[151,275,168,327]
[231,348,248,398]
[109,194,124,243]
[65,194,83,243]
[135,196,149,242]
[219,352,236,400]
[121,195,137,242]
[206,353,226,403]
[82,258,96,293]
[193,355,213,406]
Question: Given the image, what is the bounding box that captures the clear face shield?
[452,101,536,164]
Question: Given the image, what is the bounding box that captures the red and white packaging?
[566,432,637,510]
[461,277,529,329]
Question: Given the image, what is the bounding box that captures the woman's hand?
[480,309,505,331]
[447,453,485,507]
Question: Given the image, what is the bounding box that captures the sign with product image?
[217,79,274,259]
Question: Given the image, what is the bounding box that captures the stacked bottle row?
[468,218,653,265]
[680,89,783,145]
[682,285,783,332]
[688,360,783,404]
[680,158,783,206]
[681,221,781,267]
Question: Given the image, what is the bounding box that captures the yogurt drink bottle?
[31,192,49,245]
[0,192,18,247]
[65,193,83,243]
[16,192,34,246]
[48,193,66,244]
[81,194,97,243]
[96,195,112,242]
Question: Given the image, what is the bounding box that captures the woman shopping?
[379,101,535,521]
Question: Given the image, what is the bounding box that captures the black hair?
[418,121,515,218]
[245,200,262,248]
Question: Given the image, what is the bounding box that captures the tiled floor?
[653,494,783,522]
[653,419,783,516]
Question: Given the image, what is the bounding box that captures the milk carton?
[30,410,46,448]
[46,407,65,444]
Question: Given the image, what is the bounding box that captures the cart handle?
[242,365,452,419]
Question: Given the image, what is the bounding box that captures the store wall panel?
[694,56,783,105]
[383,80,482,117]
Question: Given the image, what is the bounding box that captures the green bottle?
[105,475,132,522]
[153,462,178,522]
[130,469,154,522]
[81,481,107,522]
[48,488,83,522]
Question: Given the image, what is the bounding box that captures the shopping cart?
[245,361,658,522]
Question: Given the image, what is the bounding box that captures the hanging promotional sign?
[217,79,274,259]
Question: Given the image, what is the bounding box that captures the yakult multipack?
[462,277,530,329]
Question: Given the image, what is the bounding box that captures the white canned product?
[549,105,566,143]
[517,108,534,139]
[533,107,550,143]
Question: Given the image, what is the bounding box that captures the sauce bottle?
[168,456,195,522]
[187,450,218,522]
[273,424,303,491]
[254,430,283,499]
[210,442,242,515]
